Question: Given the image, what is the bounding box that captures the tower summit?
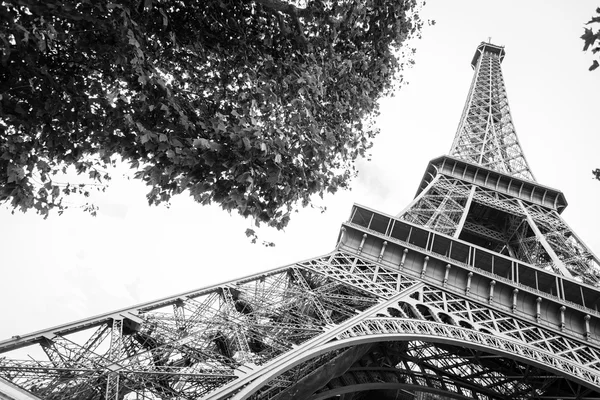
[451,42,534,181]
[2,42,600,400]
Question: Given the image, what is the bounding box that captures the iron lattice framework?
[2,42,600,400]
[449,44,534,181]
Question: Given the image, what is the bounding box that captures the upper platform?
[416,155,567,213]
[471,41,505,69]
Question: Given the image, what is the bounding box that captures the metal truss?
[416,285,600,376]
[399,171,600,285]
[518,202,600,284]
[3,41,600,400]
[399,176,473,237]
[3,251,599,399]
[450,43,535,181]
[234,256,600,400]
[0,252,417,400]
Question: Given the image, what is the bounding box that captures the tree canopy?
[582,7,600,71]
[0,0,424,228]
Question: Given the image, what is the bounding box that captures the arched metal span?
[234,320,600,400]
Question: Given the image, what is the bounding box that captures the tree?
[582,7,600,71]
[0,0,424,229]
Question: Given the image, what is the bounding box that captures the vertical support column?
[559,306,566,331]
[358,234,367,255]
[105,318,123,400]
[399,249,408,270]
[584,315,591,340]
[421,256,429,278]
[512,289,519,313]
[443,264,451,287]
[535,297,542,323]
[378,241,388,262]
[488,280,496,304]
[465,272,473,295]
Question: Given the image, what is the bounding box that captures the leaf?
[202,152,216,167]
[6,165,25,183]
[590,60,599,71]
[209,141,222,151]
[242,137,251,150]
[581,28,598,51]
[159,8,169,28]
[193,138,210,148]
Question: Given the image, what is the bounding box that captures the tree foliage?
[582,7,600,71]
[0,0,424,228]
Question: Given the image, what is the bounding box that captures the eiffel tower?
[2,41,600,400]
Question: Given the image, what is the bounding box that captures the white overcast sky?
[1,0,599,341]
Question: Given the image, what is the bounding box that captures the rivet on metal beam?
[466,272,473,295]
[443,264,451,287]
[358,233,367,255]
[488,280,496,304]
[378,241,388,262]
[421,256,429,278]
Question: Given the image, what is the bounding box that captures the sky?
[1,0,599,342]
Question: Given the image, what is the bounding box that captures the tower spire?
[450,42,535,181]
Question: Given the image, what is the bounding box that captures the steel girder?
[2,251,600,399]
